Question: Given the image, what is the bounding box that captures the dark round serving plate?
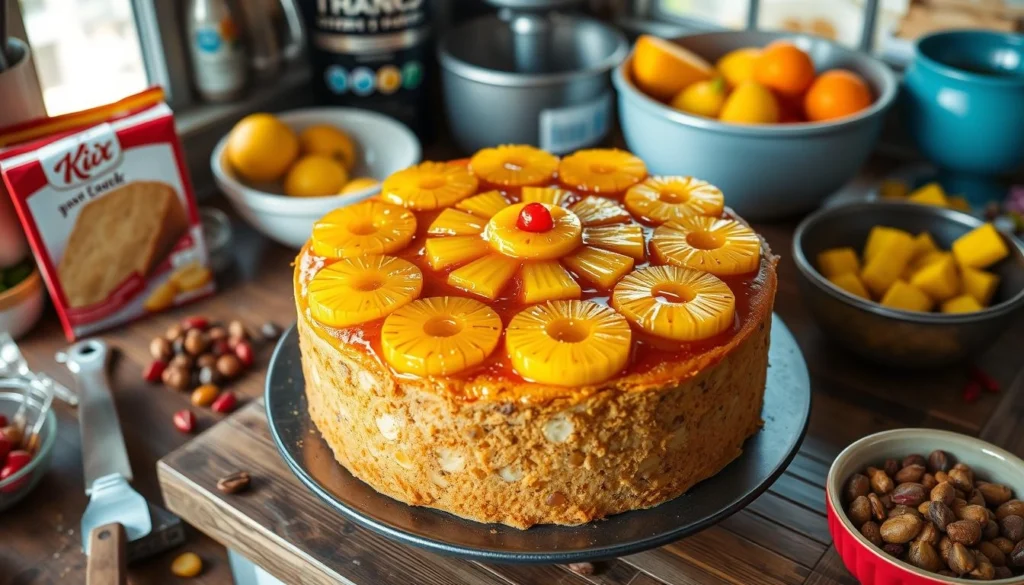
[266,315,811,564]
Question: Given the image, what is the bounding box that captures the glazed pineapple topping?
[300,145,765,387]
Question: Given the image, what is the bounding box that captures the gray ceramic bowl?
[827,428,1024,585]
[613,31,899,221]
[793,201,1024,368]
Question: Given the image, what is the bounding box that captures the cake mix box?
[0,88,214,340]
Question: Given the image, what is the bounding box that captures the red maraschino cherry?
[516,202,553,233]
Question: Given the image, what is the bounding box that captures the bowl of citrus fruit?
[212,108,421,248]
[613,31,898,221]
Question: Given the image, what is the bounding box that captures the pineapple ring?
[308,255,423,327]
[624,176,724,224]
[651,216,762,276]
[612,265,735,342]
[311,201,417,259]
[484,203,583,260]
[381,162,479,211]
[506,300,631,386]
[557,149,647,195]
[469,145,559,188]
[381,296,503,377]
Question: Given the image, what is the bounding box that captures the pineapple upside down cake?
[294,146,778,529]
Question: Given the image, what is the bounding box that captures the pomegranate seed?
[143,360,167,383]
[234,341,254,367]
[0,414,7,427]
[0,437,10,466]
[1,450,32,493]
[211,392,237,414]
[970,366,1000,393]
[181,316,209,331]
[962,380,982,403]
[173,410,196,434]
[516,202,554,233]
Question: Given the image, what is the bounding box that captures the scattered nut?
[165,324,183,341]
[948,542,976,575]
[149,337,171,361]
[845,473,870,504]
[190,384,220,407]
[169,354,193,371]
[903,454,927,469]
[917,501,932,515]
[171,552,203,578]
[861,520,883,546]
[895,464,926,484]
[1000,515,1024,543]
[907,541,944,572]
[566,562,594,576]
[931,482,956,506]
[196,353,217,369]
[849,496,872,527]
[161,366,189,391]
[882,543,904,557]
[868,493,887,521]
[227,319,248,341]
[183,328,209,356]
[1012,540,1024,567]
[969,553,995,579]
[915,522,940,546]
[997,500,1024,521]
[928,450,951,473]
[949,467,974,493]
[884,459,900,477]
[979,540,1006,567]
[957,504,990,525]
[984,519,1001,541]
[216,354,243,379]
[979,483,1013,508]
[868,468,894,495]
[921,473,938,491]
[891,483,926,507]
[208,326,227,341]
[929,501,956,531]
[947,520,982,546]
[993,536,1016,555]
[881,514,922,544]
[216,471,251,494]
[888,504,921,519]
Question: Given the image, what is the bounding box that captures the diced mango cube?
[961,267,999,306]
[907,182,948,207]
[909,254,959,301]
[864,226,913,263]
[817,247,860,278]
[941,294,983,314]
[952,223,1009,269]
[948,196,971,212]
[879,179,908,199]
[911,232,939,260]
[828,272,870,300]
[909,250,952,274]
[880,280,934,312]
[860,230,914,297]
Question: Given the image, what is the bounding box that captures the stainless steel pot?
[438,13,627,154]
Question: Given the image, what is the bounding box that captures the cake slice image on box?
[58,181,188,308]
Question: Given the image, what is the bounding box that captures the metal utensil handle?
[279,0,305,60]
[64,340,133,491]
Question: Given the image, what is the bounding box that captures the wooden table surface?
[3,183,1024,585]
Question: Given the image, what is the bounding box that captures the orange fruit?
[226,113,299,183]
[632,35,715,102]
[718,82,780,124]
[804,70,873,122]
[283,155,349,197]
[299,124,358,170]
[753,41,815,98]
[716,47,761,88]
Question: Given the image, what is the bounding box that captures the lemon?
[339,177,380,195]
[719,81,780,124]
[283,155,349,197]
[226,113,299,183]
[671,77,727,118]
[299,124,357,170]
[716,47,761,88]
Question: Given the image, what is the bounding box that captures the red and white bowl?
[827,428,1024,585]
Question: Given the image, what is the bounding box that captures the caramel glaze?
[295,182,778,405]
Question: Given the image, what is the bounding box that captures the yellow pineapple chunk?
[427,209,486,236]
[484,203,582,260]
[521,187,572,207]
[582,225,646,260]
[952,223,1009,269]
[382,296,503,376]
[505,300,631,386]
[907,182,948,207]
[941,294,983,314]
[911,232,939,260]
[650,217,761,276]
[456,190,508,219]
[307,255,423,327]
[909,254,959,301]
[612,265,735,341]
[880,280,933,312]
[561,247,634,290]
[828,273,870,300]
[381,162,478,210]
[311,201,416,259]
[469,145,558,188]
[568,196,631,227]
[961,267,999,306]
[623,176,724,224]
[864,226,912,262]
[860,230,914,297]
[879,179,908,199]
[948,196,971,212]
[816,247,860,278]
[425,236,491,270]
[447,254,520,300]
[520,261,581,303]
[557,149,647,195]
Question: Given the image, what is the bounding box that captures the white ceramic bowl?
[0,268,45,340]
[212,107,422,248]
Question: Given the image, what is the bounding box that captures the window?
[18,0,148,115]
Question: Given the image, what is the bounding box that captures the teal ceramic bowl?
[613,31,899,221]
[903,30,1024,176]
